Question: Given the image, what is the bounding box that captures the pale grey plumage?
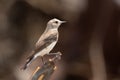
[22,18,66,70]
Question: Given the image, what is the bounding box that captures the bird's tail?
[21,55,35,70]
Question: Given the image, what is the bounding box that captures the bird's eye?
[54,21,58,24]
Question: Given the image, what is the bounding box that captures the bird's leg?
[47,52,62,60]
[41,56,45,64]
[47,52,62,62]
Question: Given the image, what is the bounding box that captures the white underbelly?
[35,41,57,57]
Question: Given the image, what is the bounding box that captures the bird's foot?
[47,51,62,62]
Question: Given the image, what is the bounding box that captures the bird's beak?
[61,21,66,24]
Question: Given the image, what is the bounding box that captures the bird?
[22,18,66,70]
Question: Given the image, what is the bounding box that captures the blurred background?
[0,0,120,80]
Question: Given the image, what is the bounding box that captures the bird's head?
[47,18,66,29]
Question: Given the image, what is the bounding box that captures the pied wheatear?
[22,18,66,70]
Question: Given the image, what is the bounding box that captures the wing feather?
[28,33,58,57]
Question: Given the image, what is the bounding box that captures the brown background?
[0,0,120,80]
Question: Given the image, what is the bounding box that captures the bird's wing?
[26,29,58,60]
[32,32,58,55]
